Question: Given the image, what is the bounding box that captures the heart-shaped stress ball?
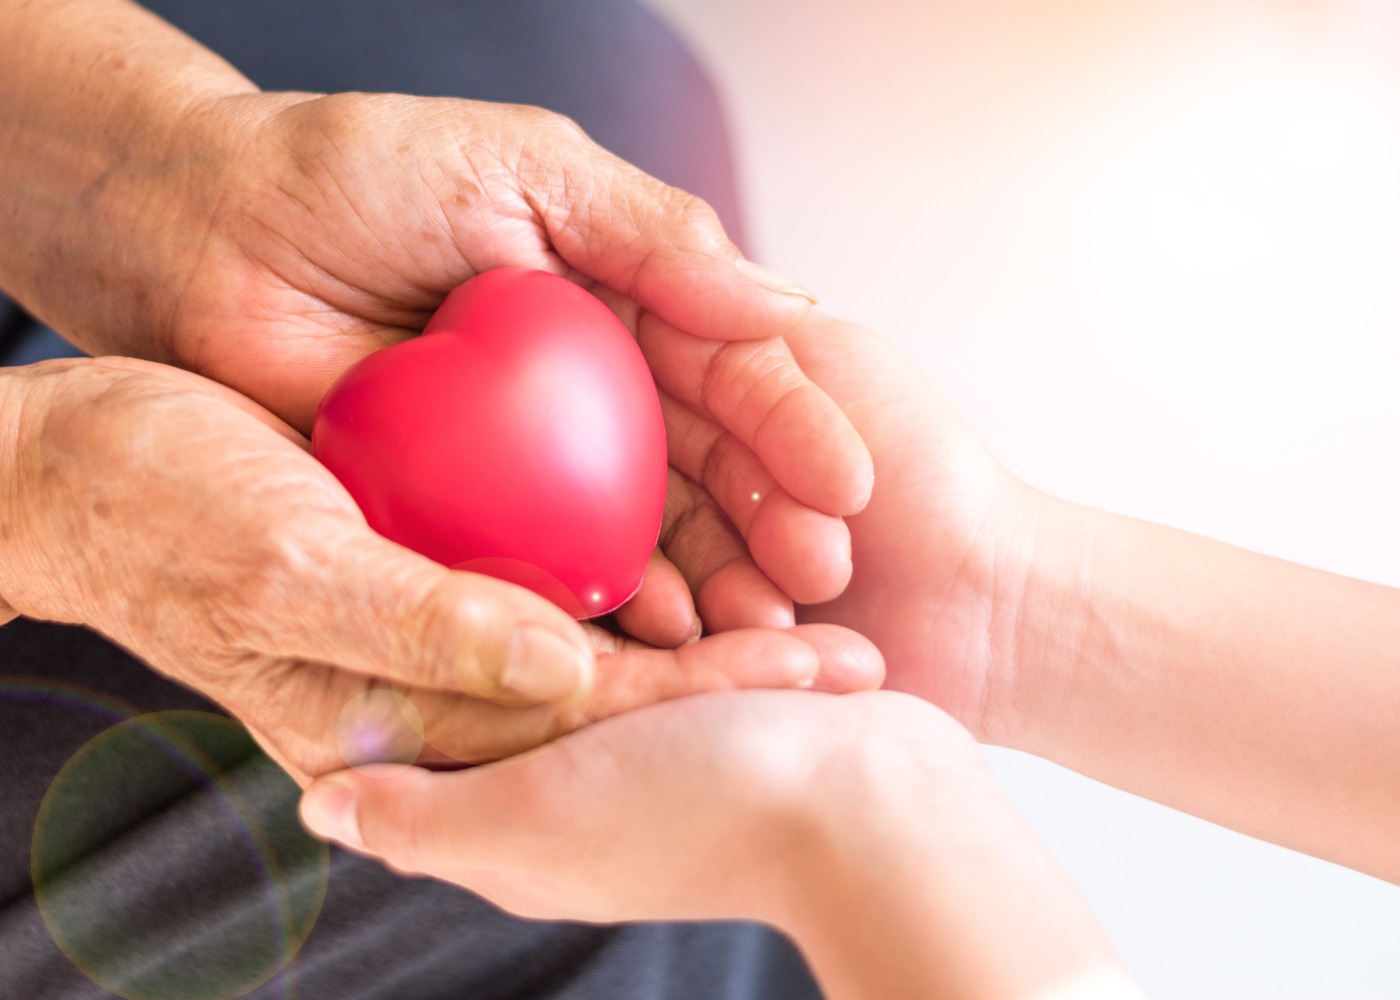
[313,268,667,618]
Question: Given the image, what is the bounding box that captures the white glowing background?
[646,0,1400,994]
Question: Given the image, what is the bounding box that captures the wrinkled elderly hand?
[0,358,883,781]
[0,2,873,638]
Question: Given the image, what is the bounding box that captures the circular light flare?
[334,689,425,775]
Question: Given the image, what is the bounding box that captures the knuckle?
[669,189,724,241]
[519,105,590,144]
[391,572,508,694]
[635,185,730,262]
[288,92,379,151]
[203,528,327,656]
[698,340,792,422]
[511,106,591,173]
[701,432,764,516]
[237,531,317,613]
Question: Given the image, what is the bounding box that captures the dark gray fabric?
[0,620,820,999]
[0,2,822,997]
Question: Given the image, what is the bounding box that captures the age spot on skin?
[450,182,483,208]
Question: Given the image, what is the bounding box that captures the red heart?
[313,267,667,618]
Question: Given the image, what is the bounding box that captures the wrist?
[0,362,47,621]
[979,489,1107,754]
[771,708,1129,998]
[0,0,260,357]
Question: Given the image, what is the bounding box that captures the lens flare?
[31,710,329,1000]
[335,688,425,775]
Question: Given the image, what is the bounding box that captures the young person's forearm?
[1007,495,1400,884]
[0,0,257,352]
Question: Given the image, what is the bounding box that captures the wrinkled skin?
[0,358,884,782]
[0,89,890,781]
[49,91,876,638]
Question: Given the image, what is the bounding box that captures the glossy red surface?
[313,267,667,618]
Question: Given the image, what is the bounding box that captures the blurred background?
[642,0,1400,995]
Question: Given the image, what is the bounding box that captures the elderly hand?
[0,1,873,642]
[0,357,882,781]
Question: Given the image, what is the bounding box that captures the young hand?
[300,690,1139,1000]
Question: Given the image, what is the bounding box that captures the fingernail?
[504,625,590,702]
[300,775,363,850]
[735,258,819,304]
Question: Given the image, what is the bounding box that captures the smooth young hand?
[300,690,1139,1000]
[677,310,1400,885]
[639,309,1033,738]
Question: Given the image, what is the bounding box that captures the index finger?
[530,133,818,342]
[636,312,874,516]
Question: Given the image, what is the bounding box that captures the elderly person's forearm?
[0,0,261,358]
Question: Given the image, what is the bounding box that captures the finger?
[781,624,887,694]
[299,760,532,887]
[583,622,885,722]
[224,658,584,776]
[583,627,818,721]
[659,468,794,631]
[265,522,596,708]
[637,312,874,516]
[662,393,853,605]
[599,286,851,605]
[612,548,702,649]
[524,128,818,342]
[599,286,850,607]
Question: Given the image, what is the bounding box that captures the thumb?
[298,760,552,881]
[269,523,596,708]
[526,124,817,340]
